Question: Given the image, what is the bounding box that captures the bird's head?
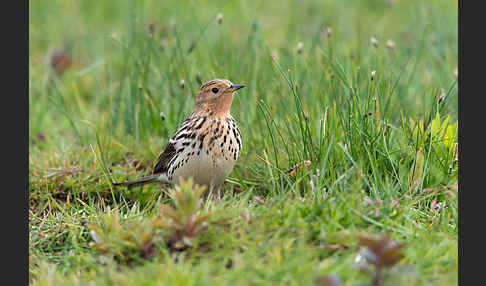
[194,79,245,117]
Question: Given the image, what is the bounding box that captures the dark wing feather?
[152,141,177,174]
[152,115,198,174]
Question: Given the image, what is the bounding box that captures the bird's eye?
[211,87,219,94]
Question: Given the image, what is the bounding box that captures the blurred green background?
[29,0,457,142]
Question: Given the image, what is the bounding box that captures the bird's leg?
[201,185,212,201]
[215,186,222,201]
[203,185,222,202]
[160,184,170,199]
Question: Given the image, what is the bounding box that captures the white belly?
[171,144,237,187]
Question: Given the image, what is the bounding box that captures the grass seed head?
[297,42,303,54]
[371,37,378,47]
[271,50,279,61]
[438,89,447,103]
[288,160,311,176]
[216,13,223,25]
[371,70,376,81]
[324,27,332,38]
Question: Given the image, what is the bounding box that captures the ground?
[29,0,457,285]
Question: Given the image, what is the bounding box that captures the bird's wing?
[152,115,200,175]
[152,141,177,174]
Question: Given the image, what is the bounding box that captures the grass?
[29,0,458,285]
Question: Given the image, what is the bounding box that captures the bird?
[113,79,245,192]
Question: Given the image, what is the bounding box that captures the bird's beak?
[227,84,246,92]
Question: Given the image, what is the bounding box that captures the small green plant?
[88,178,211,264]
[155,178,211,252]
[88,209,161,265]
[406,112,457,153]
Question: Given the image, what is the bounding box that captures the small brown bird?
[114,79,245,190]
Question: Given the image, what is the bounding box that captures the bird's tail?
[112,174,160,189]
